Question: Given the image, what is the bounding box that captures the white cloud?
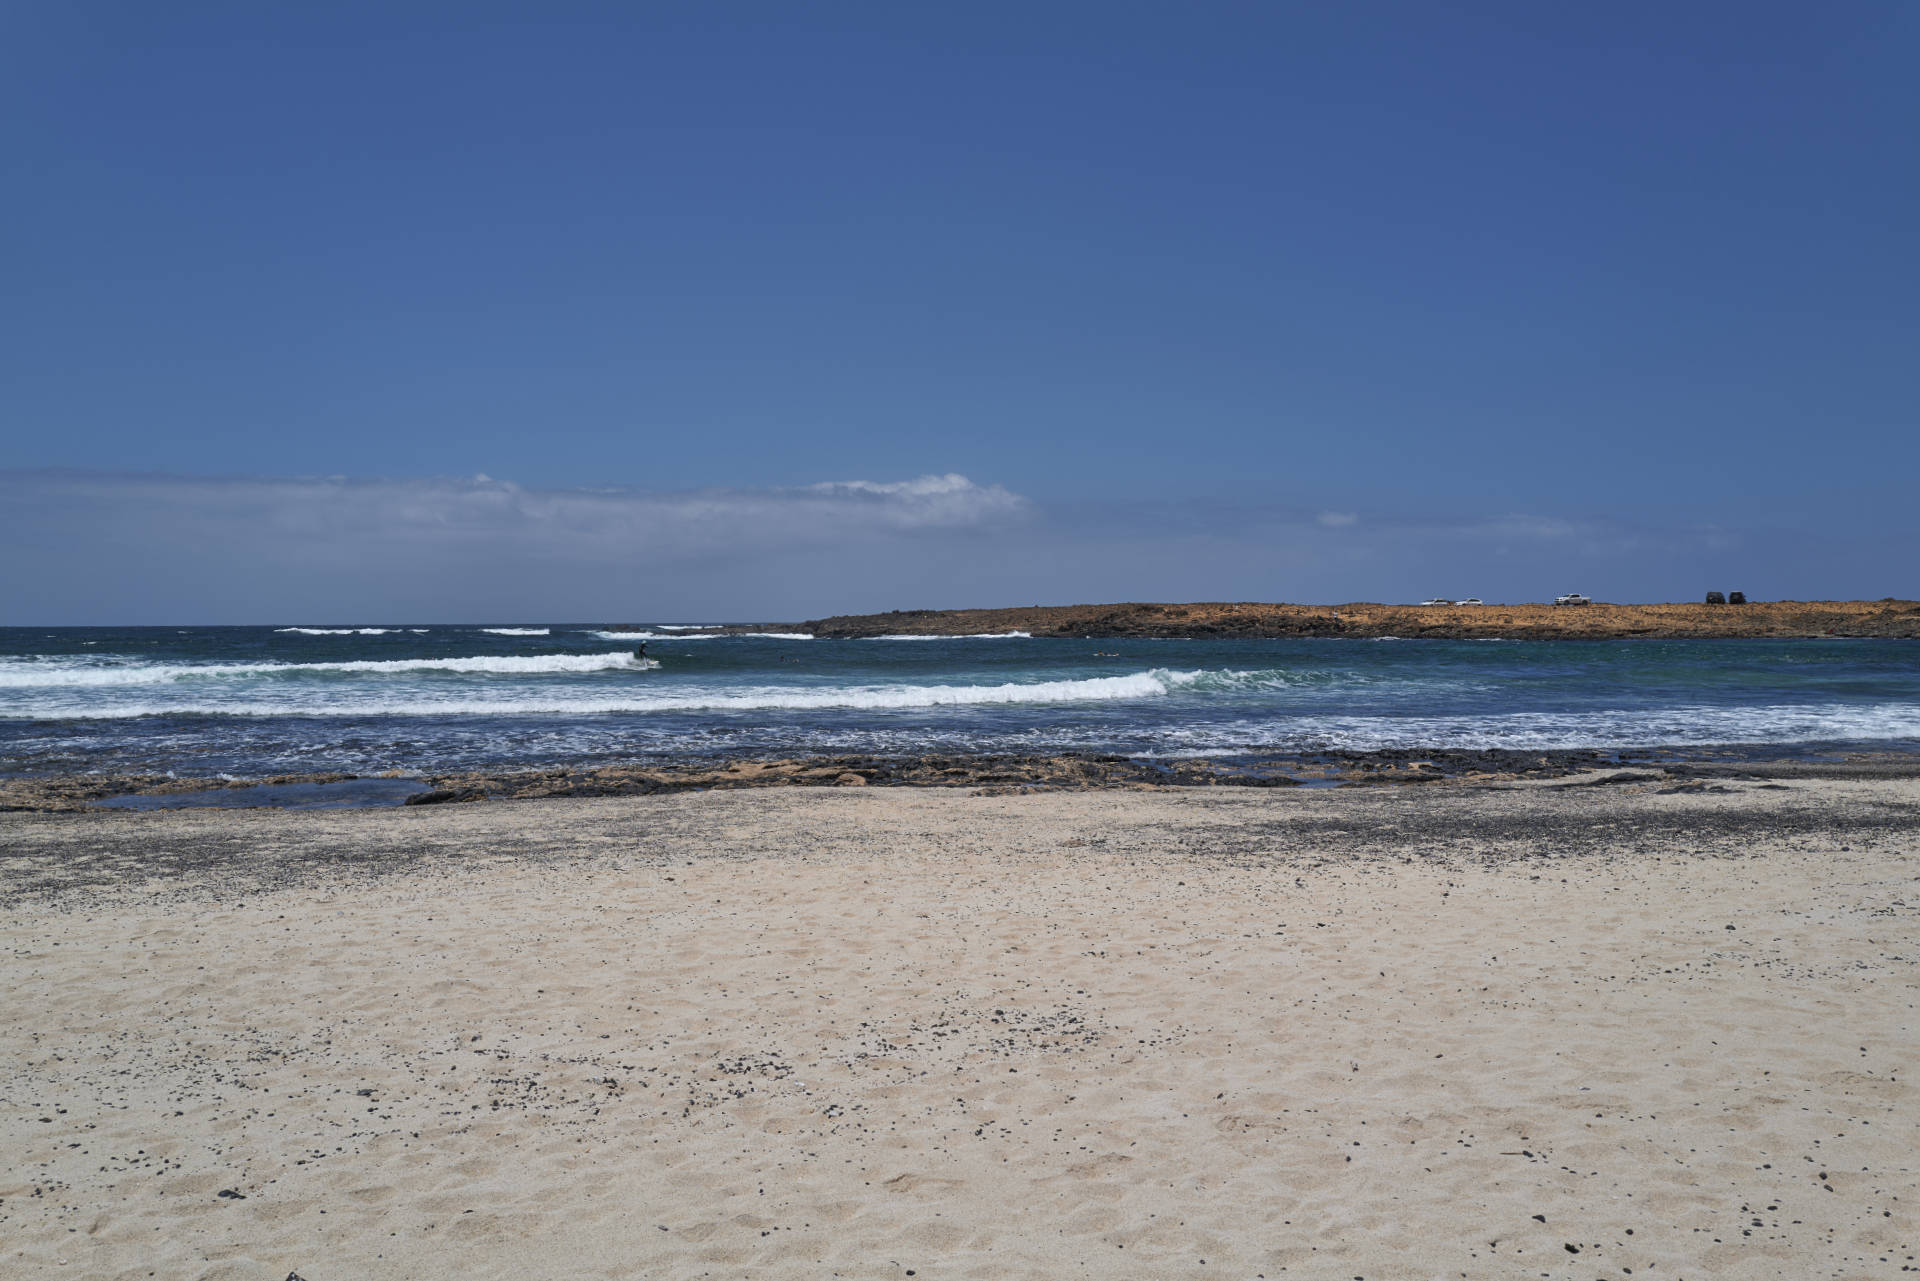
[0,469,1033,620]
[4,469,1026,555]
[0,469,1872,622]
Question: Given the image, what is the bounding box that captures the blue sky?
[3,2,1915,621]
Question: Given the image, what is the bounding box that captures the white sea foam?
[1174,667,1380,692]
[274,627,393,635]
[12,668,1201,717]
[657,624,719,631]
[26,692,1920,749]
[1147,702,1920,754]
[0,653,646,688]
[866,631,1032,640]
[482,627,550,635]
[586,630,812,641]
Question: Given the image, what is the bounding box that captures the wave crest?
[9,667,1197,714]
[587,630,812,640]
[0,653,647,688]
[866,631,1032,640]
[275,627,394,635]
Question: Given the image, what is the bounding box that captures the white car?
[1553,593,1591,606]
[1454,598,1483,606]
[1419,598,1453,606]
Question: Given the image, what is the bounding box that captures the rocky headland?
[802,598,1920,640]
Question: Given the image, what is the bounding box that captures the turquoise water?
[2,625,1917,776]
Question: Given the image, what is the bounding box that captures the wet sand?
[3,777,1916,1279]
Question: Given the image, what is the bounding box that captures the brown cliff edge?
[799,599,1920,640]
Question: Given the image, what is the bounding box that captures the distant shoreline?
[795,598,1920,640]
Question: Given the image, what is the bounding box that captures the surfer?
[633,641,648,662]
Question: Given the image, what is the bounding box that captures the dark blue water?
[3,624,1916,776]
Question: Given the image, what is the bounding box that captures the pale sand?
[3,778,1916,1280]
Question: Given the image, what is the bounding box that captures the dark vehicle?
[1705,591,1726,605]
[1729,591,1747,604]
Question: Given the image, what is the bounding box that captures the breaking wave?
[1151,702,1920,754]
[12,668,1199,717]
[7,623,1919,770]
[866,631,1032,640]
[0,653,646,688]
[586,630,813,641]
[275,627,394,635]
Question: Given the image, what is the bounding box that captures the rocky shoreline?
[795,598,1920,640]
[9,747,1919,811]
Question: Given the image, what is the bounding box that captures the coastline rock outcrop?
[802,599,1920,641]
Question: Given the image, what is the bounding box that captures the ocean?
[3,624,1918,778]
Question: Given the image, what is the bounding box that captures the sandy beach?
[4,777,1916,1280]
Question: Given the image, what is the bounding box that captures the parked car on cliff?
[1419,598,1453,606]
[1553,593,1591,606]
[1454,598,1483,606]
